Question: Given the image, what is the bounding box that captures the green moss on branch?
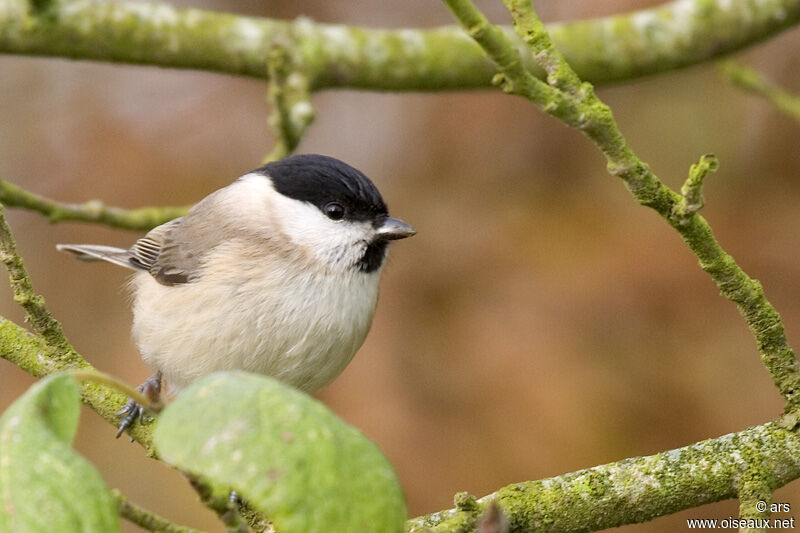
[444,0,800,408]
[0,179,187,231]
[113,489,203,533]
[673,154,718,223]
[407,420,800,531]
[0,316,156,453]
[722,61,800,122]
[0,203,77,357]
[549,0,800,86]
[263,41,314,163]
[0,201,158,448]
[0,0,798,90]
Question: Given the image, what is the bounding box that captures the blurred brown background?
[2,0,800,531]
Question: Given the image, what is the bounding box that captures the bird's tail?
[56,244,137,271]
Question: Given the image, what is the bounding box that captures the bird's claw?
[115,371,162,439]
[115,399,146,439]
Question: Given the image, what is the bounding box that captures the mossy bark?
[0,0,798,90]
[0,179,186,232]
[408,420,800,531]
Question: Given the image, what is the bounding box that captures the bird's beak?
[375,217,416,240]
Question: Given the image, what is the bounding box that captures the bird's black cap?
[259,154,388,223]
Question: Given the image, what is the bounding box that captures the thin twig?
[0,203,78,359]
[186,475,251,533]
[71,369,163,412]
[113,489,203,533]
[443,0,800,410]
[0,179,186,231]
[673,153,719,224]
[722,61,800,123]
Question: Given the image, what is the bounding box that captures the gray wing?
[59,187,233,286]
[57,217,193,285]
[136,188,233,285]
[129,217,202,285]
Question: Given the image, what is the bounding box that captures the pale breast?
[130,240,382,393]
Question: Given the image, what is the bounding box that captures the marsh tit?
[58,154,415,435]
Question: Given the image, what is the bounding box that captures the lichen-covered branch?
[72,369,163,413]
[186,477,251,533]
[0,179,187,231]
[722,61,800,122]
[738,480,772,533]
[113,489,203,533]
[263,41,314,163]
[547,0,800,87]
[0,0,798,91]
[673,153,719,224]
[0,194,154,453]
[0,313,157,452]
[406,419,800,531]
[0,203,79,358]
[443,0,800,409]
[0,204,158,451]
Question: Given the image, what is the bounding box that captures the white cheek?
[269,190,373,267]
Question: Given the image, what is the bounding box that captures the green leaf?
[0,374,120,533]
[154,371,406,533]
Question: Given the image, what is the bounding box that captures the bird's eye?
[324,202,346,221]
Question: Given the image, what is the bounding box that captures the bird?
[57,154,415,435]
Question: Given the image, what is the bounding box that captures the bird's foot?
[115,371,162,439]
